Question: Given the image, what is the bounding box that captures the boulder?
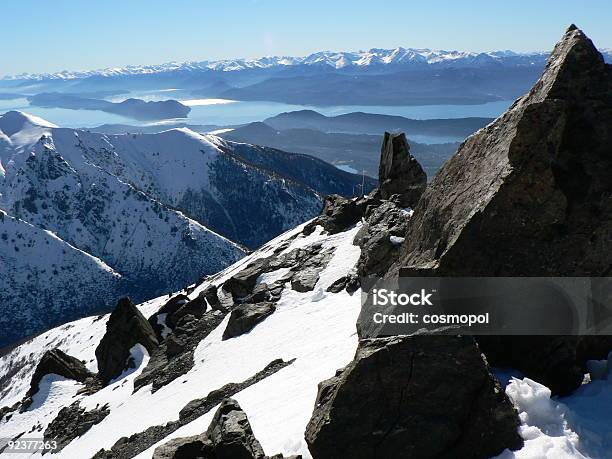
[396,26,612,394]
[25,348,93,402]
[168,295,208,328]
[223,303,276,340]
[95,297,159,384]
[224,257,273,299]
[153,398,266,459]
[377,132,427,207]
[305,333,522,459]
[207,398,266,458]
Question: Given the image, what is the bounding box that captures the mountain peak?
[0,111,57,137]
[534,24,608,102]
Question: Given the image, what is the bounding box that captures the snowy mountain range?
[0,111,372,347]
[4,46,612,81]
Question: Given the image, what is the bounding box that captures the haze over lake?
[0,92,511,137]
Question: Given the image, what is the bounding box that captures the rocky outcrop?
[395,26,612,394]
[377,132,427,207]
[154,399,265,459]
[305,332,522,459]
[148,294,190,341]
[94,359,295,459]
[134,310,225,392]
[303,194,377,235]
[206,398,266,458]
[95,298,159,384]
[24,348,93,407]
[223,303,277,340]
[154,398,303,459]
[44,401,110,452]
[354,200,412,277]
[399,25,612,278]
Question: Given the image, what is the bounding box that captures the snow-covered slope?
[0,218,609,459]
[1,111,359,347]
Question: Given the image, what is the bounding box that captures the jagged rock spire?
[399,25,612,277]
[377,132,427,207]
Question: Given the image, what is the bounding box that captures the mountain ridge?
[4,46,611,81]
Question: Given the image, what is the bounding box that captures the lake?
[0,92,512,143]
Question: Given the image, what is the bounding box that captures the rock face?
[354,200,412,277]
[400,26,611,277]
[44,401,110,452]
[303,194,374,235]
[377,132,427,207]
[26,348,93,402]
[305,333,522,459]
[153,398,265,459]
[95,298,159,384]
[397,26,612,394]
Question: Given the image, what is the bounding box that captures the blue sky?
[2,0,611,75]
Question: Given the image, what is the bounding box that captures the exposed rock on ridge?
[377,132,427,207]
[95,297,159,384]
[395,26,612,394]
[305,332,522,458]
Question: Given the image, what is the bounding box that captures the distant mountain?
[6,46,611,81]
[2,47,610,107]
[0,111,371,346]
[221,122,459,178]
[27,93,190,120]
[264,110,492,136]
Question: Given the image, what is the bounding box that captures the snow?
[1,48,561,81]
[0,220,363,458]
[1,214,610,459]
[390,235,405,245]
[495,354,612,459]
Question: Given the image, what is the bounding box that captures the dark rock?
[239,281,285,304]
[326,276,350,293]
[168,295,208,328]
[25,349,92,404]
[224,257,273,299]
[305,333,522,459]
[207,398,266,458]
[303,194,374,235]
[355,201,411,277]
[165,335,186,358]
[377,132,427,207]
[476,336,583,396]
[154,399,266,459]
[134,310,224,393]
[148,295,190,341]
[290,267,321,292]
[396,27,612,395]
[44,401,110,452]
[0,402,21,422]
[95,297,159,385]
[152,435,210,459]
[289,247,334,293]
[202,285,234,313]
[223,303,277,340]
